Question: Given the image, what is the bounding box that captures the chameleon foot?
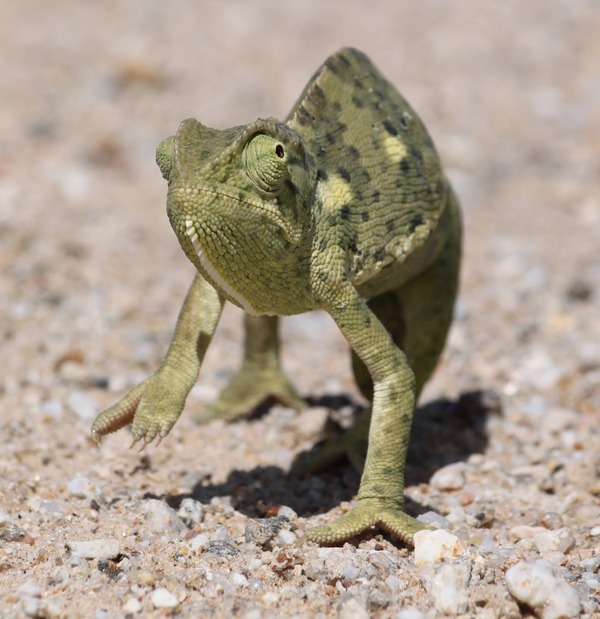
[91,368,192,445]
[304,498,431,546]
[198,365,306,422]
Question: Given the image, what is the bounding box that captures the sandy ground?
[1,1,599,617]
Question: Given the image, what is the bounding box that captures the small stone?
[67,538,120,559]
[66,390,97,419]
[151,587,179,609]
[533,528,575,554]
[428,562,470,615]
[338,596,369,619]
[188,533,210,553]
[231,572,248,587]
[245,516,288,547]
[67,476,97,499]
[430,463,466,491]
[273,528,297,546]
[142,499,186,533]
[177,498,204,526]
[505,559,581,619]
[277,505,298,521]
[396,607,426,619]
[122,598,142,614]
[580,556,600,573]
[414,529,465,565]
[204,540,239,557]
[465,500,495,528]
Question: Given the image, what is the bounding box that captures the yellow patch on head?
[316,174,354,212]
[382,134,408,164]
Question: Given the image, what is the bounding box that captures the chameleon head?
[155,118,317,312]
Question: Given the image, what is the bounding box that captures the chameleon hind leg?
[198,314,306,422]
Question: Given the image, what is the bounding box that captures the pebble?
[151,587,179,609]
[142,499,186,533]
[413,529,465,565]
[66,390,97,419]
[338,596,369,619]
[67,476,97,499]
[533,527,575,554]
[245,517,289,547]
[67,538,120,559]
[122,598,142,614]
[396,608,426,619]
[430,462,466,490]
[177,498,204,526]
[428,562,470,615]
[505,560,581,619]
[417,511,451,529]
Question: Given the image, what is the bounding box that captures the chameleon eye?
[244,134,288,192]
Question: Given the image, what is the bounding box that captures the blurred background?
[1,0,598,425]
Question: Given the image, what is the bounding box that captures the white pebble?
[177,498,204,526]
[67,476,97,499]
[505,560,581,619]
[142,499,186,533]
[395,607,426,619]
[338,596,369,619]
[417,511,451,529]
[67,538,120,559]
[533,528,575,554]
[122,598,142,614]
[231,572,248,587]
[414,529,465,565]
[277,505,298,521]
[428,562,470,615]
[430,463,466,490]
[188,533,210,553]
[151,588,179,609]
[66,390,97,419]
[273,529,297,546]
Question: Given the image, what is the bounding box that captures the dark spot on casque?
[325,58,339,75]
[317,169,328,181]
[372,190,381,202]
[400,158,411,174]
[348,146,360,159]
[332,101,342,113]
[383,119,398,136]
[352,95,364,108]
[284,179,298,195]
[360,211,370,222]
[409,213,425,233]
[348,234,359,253]
[352,77,365,91]
[325,132,336,145]
[308,84,326,108]
[287,154,302,167]
[337,122,348,134]
[362,170,371,183]
[338,167,351,182]
[373,89,385,101]
[386,219,396,233]
[338,54,352,68]
[295,105,310,126]
[341,204,351,220]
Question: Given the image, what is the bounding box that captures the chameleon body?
[92,48,461,545]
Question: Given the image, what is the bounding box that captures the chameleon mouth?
[184,219,257,314]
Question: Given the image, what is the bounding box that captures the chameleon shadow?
[161,389,500,520]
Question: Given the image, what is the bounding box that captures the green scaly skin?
[92,48,462,546]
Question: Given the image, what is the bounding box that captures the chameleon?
[91,47,462,546]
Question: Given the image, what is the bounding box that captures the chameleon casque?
[91,48,462,546]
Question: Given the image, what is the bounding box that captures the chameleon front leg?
[198,314,306,422]
[305,283,430,546]
[91,273,224,444]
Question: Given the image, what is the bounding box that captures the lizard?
[91,47,462,546]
